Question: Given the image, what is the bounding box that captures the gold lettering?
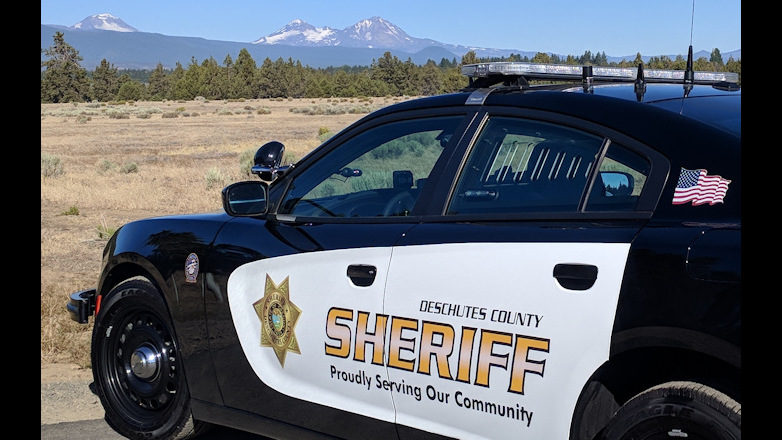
[388,317,418,371]
[354,312,388,365]
[417,322,455,379]
[325,307,353,358]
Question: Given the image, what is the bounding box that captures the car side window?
[279,116,462,217]
[585,143,650,211]
[447,117,604,214]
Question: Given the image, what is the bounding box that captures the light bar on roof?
[461,62,738,84]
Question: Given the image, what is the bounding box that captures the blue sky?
[41,0,741,57]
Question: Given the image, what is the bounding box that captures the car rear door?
[384,110,668,439]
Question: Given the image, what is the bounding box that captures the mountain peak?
[253,19,337,45]
[253,16,415,49]
[72,13,138,32]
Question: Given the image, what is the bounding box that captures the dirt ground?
[41,363,103,424]
[41,96,409,423]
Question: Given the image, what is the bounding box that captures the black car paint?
[90,84,740,439]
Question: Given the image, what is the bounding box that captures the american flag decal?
[672,168,731,206]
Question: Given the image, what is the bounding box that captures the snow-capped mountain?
[342,17,413,49]
[71,13,138,32]
[253,17,458,52]
[252,19,338,46]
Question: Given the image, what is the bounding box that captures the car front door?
[206,110,475,438]
[383,112,668,439]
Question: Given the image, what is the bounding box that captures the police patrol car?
[68,55,740,440]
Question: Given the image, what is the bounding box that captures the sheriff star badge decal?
[253,275,301,367]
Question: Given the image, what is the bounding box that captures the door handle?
[347,265,377,287]
[553,264,598,290]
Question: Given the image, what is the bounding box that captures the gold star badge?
[253,275,301,367]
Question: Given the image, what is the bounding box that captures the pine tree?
[116,80,147,101]
[419,60,442,95]
[725,57,741,85]
[167,62,186,100]
[579,50,593,65]
[633,52,643,66]
[531,52,551,64]
[710,48,724,67]
[91,59,120,102]
[460,50,479,65]
[440,68,468,93]
[234,49,258,98]
[41,32,90,102]
[147,63,169,101]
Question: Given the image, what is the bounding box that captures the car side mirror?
[599,171,634,197]
[252,141,291,181]
[222,181,268,216]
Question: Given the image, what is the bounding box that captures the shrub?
[175,106,186,112]
[256,107,271,114]
[239,148,255,176]
[120,162,138,173]
[61,206,79,216]
[218,109,233,116]
[243,105,254,111]
[136,112,151,119]
[108,111,130,119]
[177,100,186,103]
[96,216,117,239]
[41,153,64,177]
[97,159,115,173]
[318,130,334,143]
[75,115,90,123]
[190,112,200,117]
[182,112,191,117]
[194,96,206,102]
[161,112,178,118]
[205,167,225,189]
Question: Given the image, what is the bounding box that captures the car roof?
[371,82,740,141]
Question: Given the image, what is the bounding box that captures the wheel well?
[570,346,740,440]
[598,346,740,404]
[100,263,163,299]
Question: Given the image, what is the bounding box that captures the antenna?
[684,0,695,96]
[690,0,695,46]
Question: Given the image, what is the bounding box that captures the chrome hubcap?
[130,345,160,380]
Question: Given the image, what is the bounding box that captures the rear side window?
[585,143,650,211]
[447,117,604,214]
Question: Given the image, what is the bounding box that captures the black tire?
[598,381,741,440]
[91,278,209,440]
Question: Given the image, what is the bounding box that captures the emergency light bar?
[461,62,738,85]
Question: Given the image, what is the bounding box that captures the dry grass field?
[41,96,409,367]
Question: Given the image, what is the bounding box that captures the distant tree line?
[41,32,741,103]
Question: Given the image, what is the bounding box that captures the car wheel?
[598,381,740,440]
[91,278,209,440]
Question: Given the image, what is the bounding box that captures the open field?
[41,96,410,367]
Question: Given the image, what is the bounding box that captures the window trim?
[436,107,670,220]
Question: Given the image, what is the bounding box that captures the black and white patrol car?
[68,59,740,440]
